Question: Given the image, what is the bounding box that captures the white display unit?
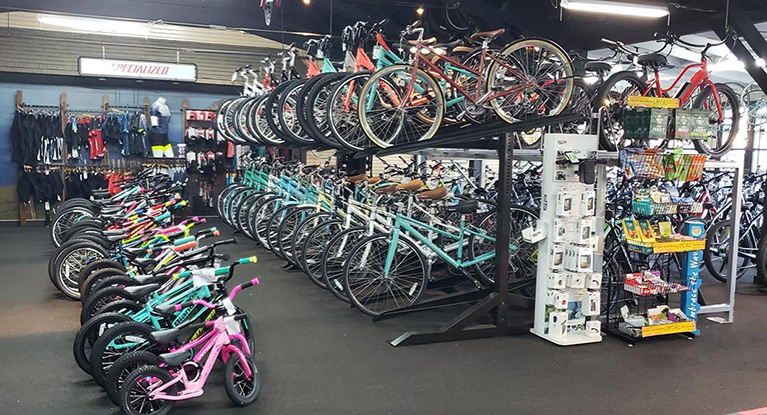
[531,133,604,346]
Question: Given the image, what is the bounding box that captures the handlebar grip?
[241,278,260,289]
[174,301,194,311]
[601,38,617,46]
[238,256,258,265]
[174,236,195,246]
[155,212,171,222]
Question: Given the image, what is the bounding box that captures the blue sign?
[680,221,704,336]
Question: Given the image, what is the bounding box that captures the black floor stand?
[378,133,528,346]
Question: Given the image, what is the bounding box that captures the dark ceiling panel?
[4,0,767,54]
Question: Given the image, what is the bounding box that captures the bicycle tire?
[301,218,344,288]
[73,312,133,375]
[344,233,428,317]
[322,226,367,302]
[692,83,740,158]
[91,321,159,388]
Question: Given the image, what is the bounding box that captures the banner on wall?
[78,58,197,82]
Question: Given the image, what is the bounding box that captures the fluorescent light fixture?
[37,14,151,36]
[757,58,766,68]
[561,0,669,18]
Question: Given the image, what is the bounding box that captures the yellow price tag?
[628,96,680,108]
[641,321,695,337]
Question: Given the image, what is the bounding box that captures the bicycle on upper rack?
[596,30,740,156]
[357,19,574,148]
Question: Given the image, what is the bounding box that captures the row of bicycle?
[216,155,540,317]
[215,19,741,157]
[47,170,262,415]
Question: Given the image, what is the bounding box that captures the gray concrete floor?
[0,222,765,415]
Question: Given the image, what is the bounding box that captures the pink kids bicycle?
[118,278,261,415]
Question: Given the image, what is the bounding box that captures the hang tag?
[317,50,325,59]
[372,45,382,60]
[224,316,242,334]
[222,298,237,314]
[191,268,218,287]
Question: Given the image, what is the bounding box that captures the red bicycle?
[597,32,740,157]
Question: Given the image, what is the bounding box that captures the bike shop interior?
[2,1,767,414]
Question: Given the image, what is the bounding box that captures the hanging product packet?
[665,147,684,180]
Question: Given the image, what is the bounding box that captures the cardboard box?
[586,320,601,337]
[556,191,575,217]
[580,189,596,216]
[690,110,710,140]
[575,217,594,244]
[587,273,602,290]
[673,109,691,140]
[567,273,586,289]
[583,291,600,316]
[550,244,564,270]
[548,272,566,289]
[549,311,568,338]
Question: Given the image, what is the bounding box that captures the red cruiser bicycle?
[597,31,740,157]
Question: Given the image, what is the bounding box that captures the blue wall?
[0,82,228,186]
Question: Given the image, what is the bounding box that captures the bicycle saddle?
[396,179,424,192]
[132,274,161,284]
[375,184,399,195]
[105,232,130,242]
[122,283,161,301]
[133,257,159,270]
[158,350,191,367]
[470,29,505,41]
[152,303,178,316]
[417,187,449,200]
[407,37,437,45]
[584,61,612,74]
[368,177,381,185]
[446,199,479,214]
[148,328,181,346]
[636,53,668,68]
[346,173,367,184]
[103,228,128,236]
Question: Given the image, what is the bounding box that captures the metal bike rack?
[699,158,743,324]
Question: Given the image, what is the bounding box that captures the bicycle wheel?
[73,312,133,375]
[594,71,645,151]
[235,193,262,238]
[704,220,753,282]
[253,196,284,247]
[266,81,301,144]
[327,71,374,151]
[224,352,260,406]
[106,350,160,405]
[344,233,428,317]
[246,192,277,240]
[691,83,740,157]
[486,38,573,123]
[278,78,315,144]
[301,219,344,288]
[468,205,539,295]
[275,206,315,261]
[51,206,95,247]
[119,365,176,415]
[265,204,299,255]
[234,96,263,144]
[303,72,348,148]
[54,241,108,300]
[358,65,445,148]
[91,321,158,388]
[250,94,285,146]
[290,212,332,269]
[322,226,367,302]
[217,183,245,219]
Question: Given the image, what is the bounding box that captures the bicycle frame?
[401,40,532,108]
[381,212,497,277]
[149,317,252,401]
[644,59,724,123]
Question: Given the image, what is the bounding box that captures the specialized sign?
[79,58,197,82]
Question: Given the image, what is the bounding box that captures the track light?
[303,0,311,4]
[416,6,425,16]
[561,0,669,18]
